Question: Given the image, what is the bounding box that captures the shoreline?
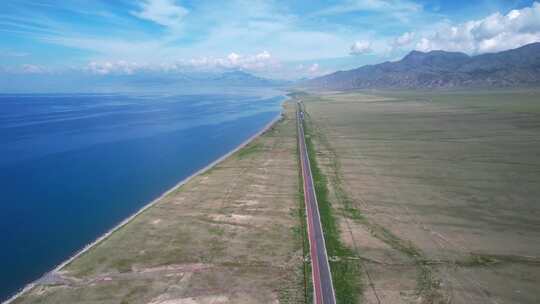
[3,100,286,304]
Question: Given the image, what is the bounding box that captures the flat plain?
[12,103,306,304]
[301,89,540,303]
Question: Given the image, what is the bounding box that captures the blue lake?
[0,92,283,301]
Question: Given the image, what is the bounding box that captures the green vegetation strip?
[302,112,362,304]
[236,142,262,159]
[297,142,312,304]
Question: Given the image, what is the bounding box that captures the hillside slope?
[304,42,540,89]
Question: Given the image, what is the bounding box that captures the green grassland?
[300,89,540,303]
[302,114,362,304]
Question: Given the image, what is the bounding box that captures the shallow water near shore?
[0,92,283,301]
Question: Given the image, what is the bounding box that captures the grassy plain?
[12,103,306,304]
[300,89,540,303]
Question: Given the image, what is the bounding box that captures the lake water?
[0,92,283,301]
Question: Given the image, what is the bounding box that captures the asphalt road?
[297,101,336,304]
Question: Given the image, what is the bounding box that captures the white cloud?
[256,50,271,60]
[350,40,372,55]
[308,63,320,73]
[313,0,422,21]
[294,62,324,77]
[227,52,241,65]
[0,50,29,57]
[131,0,188,32]
[184,51,278,71]
[21,64,46,74]
[393,31,415,47]
[86,61,144,75]
[84,51,278,75]
[415,38,430,52]
[415,2,540,54]
[212,51,278,70]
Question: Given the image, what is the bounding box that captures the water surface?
[0,92,283,301]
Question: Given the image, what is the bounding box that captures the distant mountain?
[0,69,289,93]
[116,70,287,87]
[207,71,289,86]
[76,70,289,94]
[304,42,540,89]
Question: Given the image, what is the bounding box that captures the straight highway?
[296,101,336,304]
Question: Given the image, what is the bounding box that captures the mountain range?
[303,42,540,89]
[1,70,287,93]
[104,70,288,88]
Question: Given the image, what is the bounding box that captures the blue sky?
[1,0,539,80]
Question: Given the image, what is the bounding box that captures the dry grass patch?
[302,89,540,303]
